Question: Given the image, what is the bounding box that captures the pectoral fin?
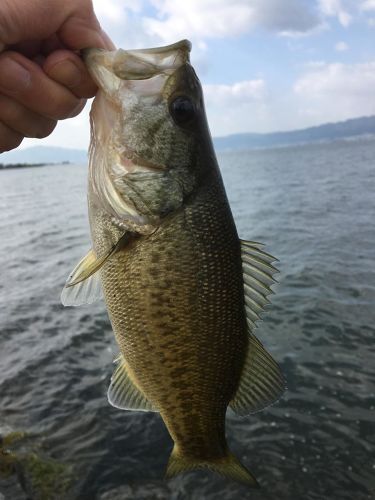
[61,232,133,307]
[60,257,103,307]
[108,355,157,412]
[230,334,285,416]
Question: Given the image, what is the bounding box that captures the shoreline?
[0,161,71,170]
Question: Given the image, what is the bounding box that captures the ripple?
[1,145,375,499]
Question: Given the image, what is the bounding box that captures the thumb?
[58,17,115,51]
[0,0,113,50]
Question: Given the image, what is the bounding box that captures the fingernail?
[47,60,82,88]
[0,58,31,93]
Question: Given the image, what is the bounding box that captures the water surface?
[0,138,374,499]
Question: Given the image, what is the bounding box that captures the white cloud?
[93,0,127,23]
[202,80,276,136]
[144,1,254,41]
[92,0,159,49]
[335,41,349,51]
[204,80,266,104]
[361,0,375,10]
[252,0,321,33]
[294,61,375,122]
[93,0,143,19]
[318,0,353,26]
[143,0,320,42]
[17,0,375,152]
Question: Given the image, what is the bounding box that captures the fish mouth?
[82,39,191,82]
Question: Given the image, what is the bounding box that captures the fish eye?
[169,96,196,126]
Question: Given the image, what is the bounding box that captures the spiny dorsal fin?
[230,333,285,416]
[241,239,279,332]
[108,355,158,412]
[61,232,133,307]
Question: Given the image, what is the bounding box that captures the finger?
[0,121,23,153]
[0,94,56,138]
[59,19,116,51]
[43,50,97,98]
[8,40,43,58]
[9,36,66,58]
[0,51,84,120]
[66,98,87,118]
[41,35,66,56]
[0,0,114,51]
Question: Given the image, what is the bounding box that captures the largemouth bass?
[61,40,285,487]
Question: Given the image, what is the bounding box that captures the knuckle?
[34,120,56,139]
[0,96,56,140]
[0,127,23,152]
[66,99,86,118]
[6,100,25,125]
[0,94,20,121]
[49,97,81,120]
[6,134,23,151]
[72,86,96,100]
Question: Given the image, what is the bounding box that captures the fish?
[61,39,285,487]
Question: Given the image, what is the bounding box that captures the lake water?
[0,138,374,500]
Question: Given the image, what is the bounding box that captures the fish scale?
[96,182,246,460]
[61,39,285,487]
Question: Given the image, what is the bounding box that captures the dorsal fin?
[230,333,285,416]
[108,355,158,412]
[240,239,279,332]
[229,240,285,416]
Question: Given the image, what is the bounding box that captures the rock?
[99,482,172,500]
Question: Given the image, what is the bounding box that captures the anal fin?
[108,355,158,412]
[230,334,285,416]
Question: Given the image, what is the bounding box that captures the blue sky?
[24,0,375,150]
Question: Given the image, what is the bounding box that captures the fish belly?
[98,190,247,458]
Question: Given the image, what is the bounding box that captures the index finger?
[59,22,115,51]
[43,50,98,98]
[0,51,84,120]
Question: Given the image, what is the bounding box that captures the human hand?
[0,0,114,153]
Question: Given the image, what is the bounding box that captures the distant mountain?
[213,115,375,151]
[1,116,375,165]
[0,145,87,165]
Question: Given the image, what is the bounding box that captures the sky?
[23,0,375,150]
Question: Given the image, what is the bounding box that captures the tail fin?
[165,447,259,488]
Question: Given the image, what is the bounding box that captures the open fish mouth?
[83,39,191,83]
